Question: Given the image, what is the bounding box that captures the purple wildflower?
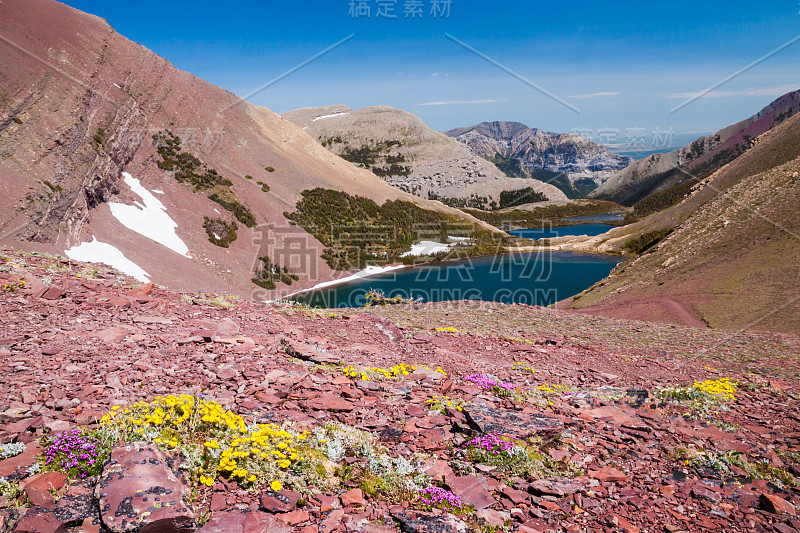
[43,430,102,478]
[464,374,496,391]
[418,487,463,510]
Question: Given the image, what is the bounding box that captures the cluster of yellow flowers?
[509,337,534,345]
[434,327,459,333]
[512,362,536,374]
[690,378,737,401]
[426,395,467,413]
[341,363,447,381]
[1,279,26,292]
[215,424,309,486]
[100,395,308,491]
[537,383,567,394]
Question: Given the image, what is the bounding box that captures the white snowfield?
[65,237,150,282]
[109,173,190,257]
[400,240,456,257]
[311,112,348,123]
[280,265,405,301]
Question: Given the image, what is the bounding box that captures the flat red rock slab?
[196,510,291,533]
[13,506,62,533]
[21,471,67,507]
[0,442,41,480]
[445,474,497,510]
[528,477,584,497]
[463,405,563,437]
[94,442,194,533]
[305,393,355,412]
[390,510,468,533]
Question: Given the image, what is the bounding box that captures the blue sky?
[62,0,800,146]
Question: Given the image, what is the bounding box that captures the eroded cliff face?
[446,121,633,190]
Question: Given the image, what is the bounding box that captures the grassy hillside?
[566,113,800,334]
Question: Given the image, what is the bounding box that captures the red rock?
[129,283,154,298]
[52,482,96,528]
[284,339,341,364]
[528,478,583,497]
[21,472,67,507]
[94,442,194,533]
[580,406,637,425]
[41,285,65,300]
[423,459,455,483]
[760,493,797,516]
[589,467,628,483]
[93,327,129,344]
[276,509,310,526]
[306,394,354,412]
[259,490,300,513]
[13,506,62,533]
[216,367,238,380]
[319,507,344,531]
[537,500,561,511]
[391,510,468,533]
[0,441,41,478]
[196,510,291,533]
[80,518,101,533]
[463,404,563,437]
[608,514,639,533]
[476,508,508,526]
[500,485,530,505]
[340,488,364,507]
[445,474,497,509]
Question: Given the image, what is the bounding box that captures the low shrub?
[252,256,298,289]
[203,217,238,248]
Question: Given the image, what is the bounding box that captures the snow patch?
[401,241,457,257]
[65,237,150,282]
[311,112,347,123]
[109,173,190,257]
[281,265,405,301]
[151,189,165,195]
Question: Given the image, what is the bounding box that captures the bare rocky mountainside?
[555,110,800,334]
[281,106,568,208]
[446,122,633,199]
[0,250,799,533]
[0,0,501,300]
[592,91,800,206]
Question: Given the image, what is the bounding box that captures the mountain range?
[592,91,800,206]
[282,105,568,208]
[446,121,633,199]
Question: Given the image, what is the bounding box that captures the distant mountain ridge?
[446,121,633,198]
[282,106,568,208]
[592,90,800,205]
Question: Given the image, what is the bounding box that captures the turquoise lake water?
[509,222,614,239]
[293,251,621,308]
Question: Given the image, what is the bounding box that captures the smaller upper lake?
[510,222,613,240]
[564,213,626,223]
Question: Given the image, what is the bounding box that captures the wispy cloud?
[664,84,800,99]
[567,91,620,99]
[417,98,507,106]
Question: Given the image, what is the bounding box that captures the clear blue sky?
[61,0,800,146]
